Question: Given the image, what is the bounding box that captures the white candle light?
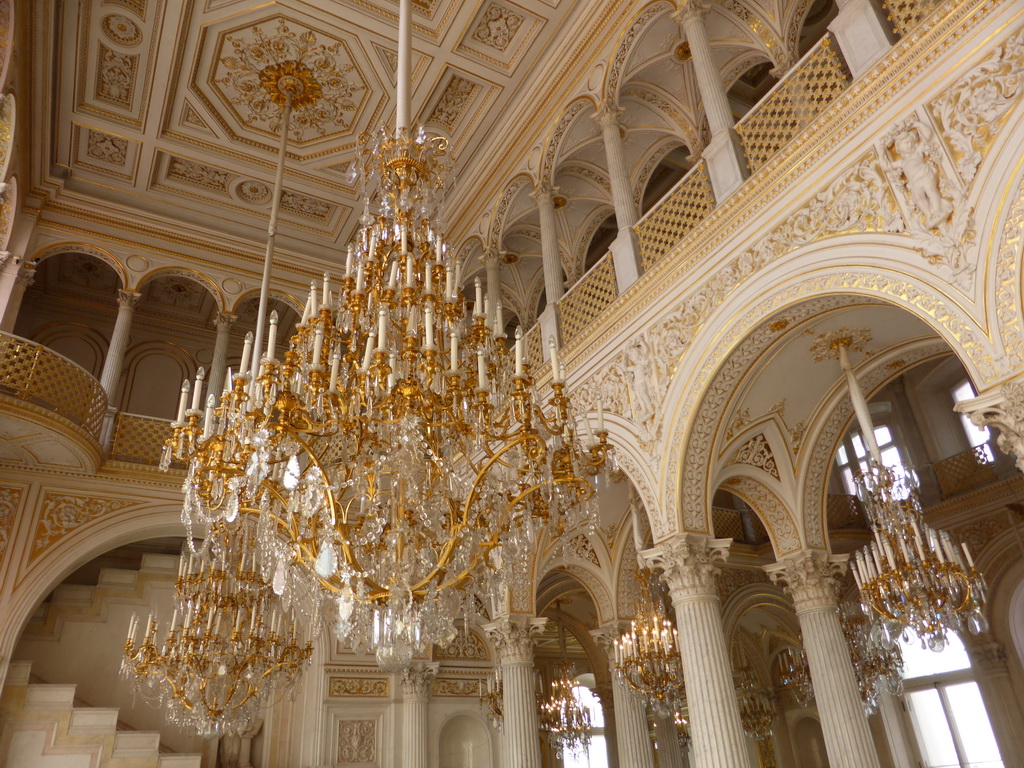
[514,328,523,377]
[362,333,375,370]
[424,305,434,348]
[191,367,206,411]
[266,311,279,360]
[240,332,253,376]
[176,380,190,423]
[345,245,354,277]
[312,327,325,369]
[549,338,561,382]
[477,350,487,389]
[378,309,387,350]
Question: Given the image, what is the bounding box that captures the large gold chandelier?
[162,0,611,672]
[839,602,903,714]
[815,333,988,651]
[121,519,312,735]
[776,646,813,707]
[614,571,685,716]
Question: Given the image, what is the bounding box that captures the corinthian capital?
[641,534,731,601]
[593,100,625,130]
[483,615,547,664]
[530,180,560,205]
[673,0,710,25]
[117,288,142,309]
[764,550,846,613]
[955,380,1024,473]
[400,662,439,698]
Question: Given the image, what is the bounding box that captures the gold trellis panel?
[110,412,179,466]
[558,254,618,347]
[635,161,715,271]
[0,333,106,440]
[735,35,852,174]
[882,0,945,36]
[523,322,543,373]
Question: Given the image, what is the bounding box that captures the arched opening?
[438,714,491,768]
[640,145,692,216]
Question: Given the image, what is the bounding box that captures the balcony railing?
[634,160,715,271]
[558,254,618,347]
[523,323,544,373]
[882,0,945,36]
[735,34,852,174]
[110,412,179,467]
[930,442,1002,499]
[0,333,107,441]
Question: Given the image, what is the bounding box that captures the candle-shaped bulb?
[549,338,561,382]
[191,367,206,411]
[345,245,354,277]
[474,278,483,315]
[377,309,387,350]
[322,272,330,305]
[514,327,524,377]
[240,331,254,376]
[309,282,318,316]
[176,380,191,423]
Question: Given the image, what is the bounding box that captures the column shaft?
[611,676,654,768]
[532,184,564,303]
[99,290,141,401]
[400,663,437,768]
[502,660,542,768]
[653,713,688,768]
[595,104,638,231]
[207,312,235,398]
[676,3,733,138]
[484,253,502,328]
[967,642,1024,768]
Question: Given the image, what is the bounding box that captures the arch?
[488,175,533,253]
[231,288,303,317]
[602,1,677,104]
[436,712,492,768]
[29,322,111,379]
[0,91,14,182]
[137,266,225,310]
[0,174,15,251]
[120,340,195,418]
[715,474,800,557]
[541,96,598,186]
[721,582,797,648]
[29,243,127,288]
[659,244,999,543]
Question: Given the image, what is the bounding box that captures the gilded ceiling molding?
[488,174,532,253]
[29,243,128,287]
[230,287,302,316]
[135,265,225,310]
[540,97,596,186]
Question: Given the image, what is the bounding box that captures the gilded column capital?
[955,379,1024,473]
[117,289,141,310]
[764,550,846,613]
[400,662,439,699]
[0,251,13,270]
[483,615,547,664]
[641,533,731,601]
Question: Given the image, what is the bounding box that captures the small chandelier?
[673,711,691,750]
[480,668,503,730]
[735,666,775,741]
[540,608,592,758]
[817,333,988,650]
[162,0,612,672]
[839,602,903,714]
[614,571,685,716]
[121,519,312,735]
[776,646,813,707]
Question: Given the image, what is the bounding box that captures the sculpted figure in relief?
[885,120,952,229]
[626,335,658,433]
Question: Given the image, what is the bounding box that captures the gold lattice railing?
[826,494,866,529]
[110,412,180,467]
[523,323,543,374]
[0,333,107,440]
[635,161,715,271]
[882,0,944,36]
[711,507,745,542]
[933,443,997,499]
[558,255,618,347]
[735,35,852,174]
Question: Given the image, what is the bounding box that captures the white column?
[484,251,502,328]
[0,259,34,333]
[673,0,747,198]
[592,625,654,768]
[400,662,438,768]
[965,639,1024,768]
[829,0,895,78]
[99,289,141,401]
[652,713,688,768]
[484,616,547,768]
[530,182,564,304]
[643,535,754,768]
[765,551,881,768]
[207,312,236,397]
[876,691,916,768]
[594,102,638,231]
[0,252,20,330]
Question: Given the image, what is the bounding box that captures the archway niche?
[438,714,491,768]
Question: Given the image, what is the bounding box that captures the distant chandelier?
[735,666,775,741]
[776,646,813,707]
[540,608,592,758]
[480,668,503,730]
[614,571,685,716]
[839,602,903,714]
[122,519,312,736]
[823,335,988,650]
[673,711,691,750]
[162,0,611,672]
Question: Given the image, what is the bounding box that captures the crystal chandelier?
[539,609,592,758]
[480,668,503,730]
[776,646,813,707]
[819,333,988,650]
[121,519,312,735]
[735,666,775,741]
[162,0,611,672]
[839,602,903,714]
[673,710,691,750]
[614,571,685,716]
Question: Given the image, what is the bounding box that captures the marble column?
[642,535,754,768]
[765,551,881,768]
[829,0,895,79]
[0,257,34,333]
[484,616,547,768]
[652,713,688,768]
[99,289,141,401]
[530,182,564,304]
[207,312,236,397]
[592,625,654,768]
[673,0,747,198]
[594,102,638,231]
[400,662,438,768]
[965,639,1024,768]
[484,250,502,329]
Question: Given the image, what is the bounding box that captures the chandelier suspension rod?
[250,95,294,381]
[838,342,883,464]
[396,0,412,134]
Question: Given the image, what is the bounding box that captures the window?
[952,381,994,459]
[562,684,609,768]
[835,425,906,495]
[900,630,1003,768]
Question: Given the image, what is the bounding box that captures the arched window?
[951,380,994,459]
[835,424,909,495]
[899,630,1003,768]
[563,683,608,768]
